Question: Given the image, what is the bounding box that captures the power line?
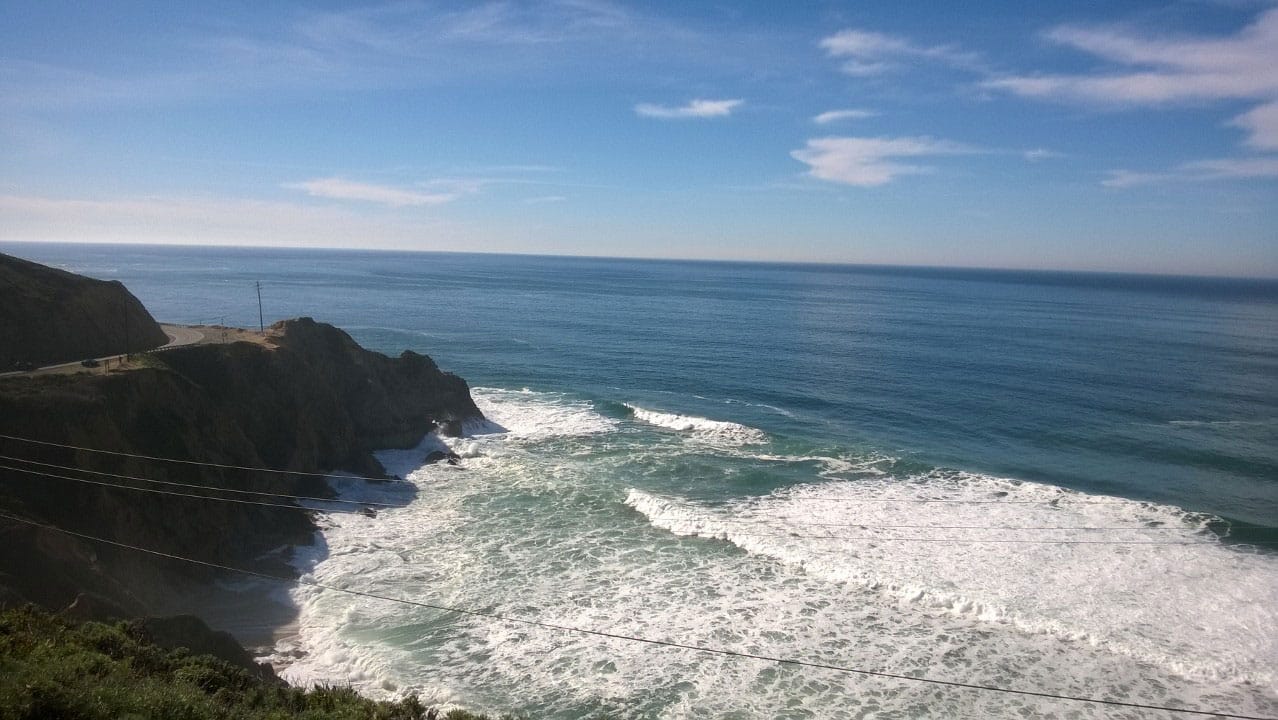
[0,454,408,508]
[0,434,1210,518]
[0,451,1267,544]
[0,433,399,482]
[1,452,1245,533]
[0,433,1153,507]
[0,510,1270,720]
[6,463,1273,546]
[0,464,332,512]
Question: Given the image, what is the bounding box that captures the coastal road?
[0,324,207,378]
[159,323,205,349]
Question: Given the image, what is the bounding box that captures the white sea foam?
[272,387,1278,718]
[624,403,767,445]
[625,471,1278,690]
[742,452,893,477]
[473,387,617,440]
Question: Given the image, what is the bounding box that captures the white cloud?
[1231,100,1278,150]
[284,177,469,207]
[791,136,975,186]
[0,193,463,249]
[1104,156,1278,187]
[1101,169,1175,188]
[819,28,982,75]
[813,108,876,124]
[1023,148,1064,162]
[634,98,743,119]
[983,9,1278,106]
[1186,156,1278,179]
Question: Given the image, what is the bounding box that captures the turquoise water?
[6,242,1278,717]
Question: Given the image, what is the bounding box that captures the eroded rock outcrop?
[0,316,482,619]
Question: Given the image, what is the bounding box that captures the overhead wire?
[0,433,401,482]
[0,464,344,512]
[2,451,1252,533]
[0,509,1271,720]
[1,433,1271,544]
[5,462,1276,546]
[0,434,1166,506]
[0,454,408,508]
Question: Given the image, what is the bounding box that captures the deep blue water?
[5,242,1278,717]
[8,242,1276,524]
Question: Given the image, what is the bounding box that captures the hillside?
[0,605,498,720]
[0,252,169,370]
[0,249,482,621]
[0,318,482,618]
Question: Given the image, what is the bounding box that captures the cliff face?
[0,318,482,619]
[0,252,169,369]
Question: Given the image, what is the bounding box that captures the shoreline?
[232,435,454,682]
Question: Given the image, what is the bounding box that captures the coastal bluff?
[0,259,483,622]
[0,252,168,369]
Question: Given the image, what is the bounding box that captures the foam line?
[624,404,767,445]
[625,475,1278,689]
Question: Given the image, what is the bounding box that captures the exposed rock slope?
[0,317,482,619]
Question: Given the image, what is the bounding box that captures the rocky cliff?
[0,317,482,620]
[0,252,169,369]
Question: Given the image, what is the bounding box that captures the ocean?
[5,242,1277,718]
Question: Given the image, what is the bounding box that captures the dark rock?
[423,450,462,465]
[0,261,484,621]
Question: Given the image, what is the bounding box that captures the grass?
[0,605,511,720]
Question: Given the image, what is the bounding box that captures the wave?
[272,388,1278,715]
[472,387,618,441]
[740,452,893,477]
[624,404,767,445]
[1167,418,1278,428]
[625,472,1278,689]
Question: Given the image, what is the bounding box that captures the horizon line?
[2,238,1277,283]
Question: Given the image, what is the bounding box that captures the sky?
[1,1,1276,276]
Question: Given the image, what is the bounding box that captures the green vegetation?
[0,606,504,720]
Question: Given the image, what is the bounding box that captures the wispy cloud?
[813,108,876,124]
[634,98,743,119]
[0,193,460,249]
[983,9,1278,162]
[983,9,1278,136]
[819,28,982,75]
[791,136,976,186]
[1104,156,1278,187]
[1023,148,1064,162]
[1,2,720,111]
[284,177,471,207]
[1231,100,1278,150]
[1101,169,1176,188]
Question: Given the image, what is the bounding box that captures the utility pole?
[256,281,264,334]
[122,298,130,360]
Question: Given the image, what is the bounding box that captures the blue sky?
[1,1,1276,276]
